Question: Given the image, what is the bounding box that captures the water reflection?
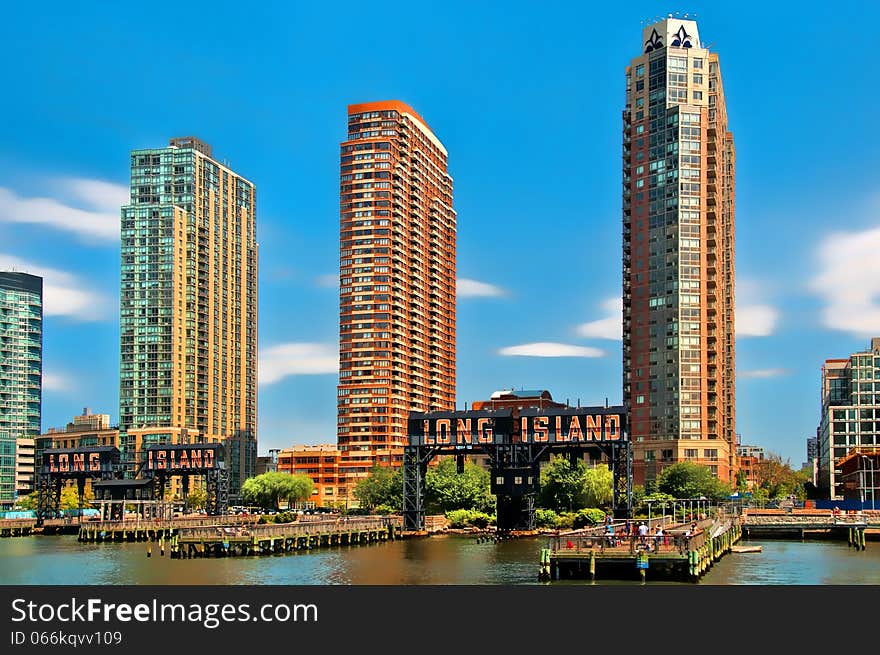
[1,535,878,586]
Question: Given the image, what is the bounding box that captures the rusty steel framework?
[403,408,631,532]
[35,446,121,526]
[34,445,231,523]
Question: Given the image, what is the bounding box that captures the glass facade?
[119,138,257,493]
[0,272,42,507]
[818,344,880,499]
[624,19,736,483]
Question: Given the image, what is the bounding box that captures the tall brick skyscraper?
[337,101,456,485]
[622,19,736,484]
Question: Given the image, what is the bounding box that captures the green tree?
[426,457,494,514]
[658,462,730,501]
[186,488,207,510]
[583,464,613,507]
[539,455,588,512]
[751,486,770,505]
[241,472,314,510]
[284,474,315,508]
[15,491,38,510]
[353,465,403,511]
[631,484,646,510]
[753,452,808,500]
[16,486,93,510]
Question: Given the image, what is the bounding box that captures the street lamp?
[862,456,875,511]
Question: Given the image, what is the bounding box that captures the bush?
[573,508,606,528]
[554,512,575,529]
[445,509,493,529]
[372,504,397,515]
[272,511,297,524]
[534,508,559,528]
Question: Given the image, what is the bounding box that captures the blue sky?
[1,1,879,467]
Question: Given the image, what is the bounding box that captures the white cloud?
[810,225,880,336]
[0,254,113,321]
[576,296,622,340]
[259,343,338,385]
[736,304,780,337]
[498,342,606,358]
[315,273,338,289]
[738,368,789,379]
[457,278,506,298]
[0,177,127,243]
[42,371,71,391]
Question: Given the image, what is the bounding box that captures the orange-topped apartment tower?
[337,101,456,485]
[623,18,737,484]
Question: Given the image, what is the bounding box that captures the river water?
[1,535,878,585]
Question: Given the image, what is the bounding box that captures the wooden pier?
[540,516,742,582]
[77,514,256,543]
[741,509,875,549]
[0,519,36,538]
[166,517,402,558]
[1,516,96,537]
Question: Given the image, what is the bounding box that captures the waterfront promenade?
[542,515,741,582]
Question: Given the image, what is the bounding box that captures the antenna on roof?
[605,397,609,408]
[577,398,581,408]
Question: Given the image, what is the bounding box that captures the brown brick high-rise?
[337,101,456,484]
[622,19,736,484]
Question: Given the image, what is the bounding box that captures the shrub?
[445,509,493,529]
[446,509,472,528]
[554,512,575,529]
[467,512,492,529]
[372,504,397,515]
[573,508,606,528]
[534,508,559,528]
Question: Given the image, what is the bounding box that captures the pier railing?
[82,514,258,533]
[551,516,715,556]
[176,516,401,541]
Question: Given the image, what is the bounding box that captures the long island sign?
[408,406,627,447]
[142,443,222,474]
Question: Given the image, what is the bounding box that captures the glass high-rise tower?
[0,271,42,507]
[120,137,257,496]
[337,101,456,485]
[622,19,736,484]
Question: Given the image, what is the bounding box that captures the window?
[693,74,703,84]
[693,58,703,69]
[684,449,698,459]
[645,451,655,462]
[693,91,703,100]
